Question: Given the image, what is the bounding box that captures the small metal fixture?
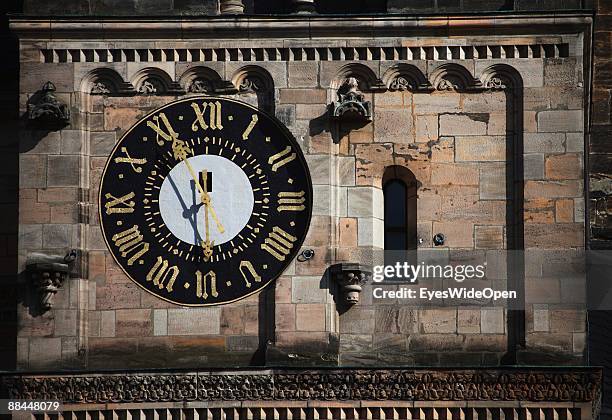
[433,233,445,246]
[297,249,315,262]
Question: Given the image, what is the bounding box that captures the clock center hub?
[158,154,254,246]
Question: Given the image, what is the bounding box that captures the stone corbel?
[26,250,77,311]
[27,81,70,128]
[329,77,372,122]
[330,263,371,305]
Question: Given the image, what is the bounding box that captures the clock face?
[99,97,312,306]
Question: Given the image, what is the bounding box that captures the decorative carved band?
[1,369,600,404]
[41,43,569,64]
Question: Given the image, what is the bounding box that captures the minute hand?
[182,158,225,234]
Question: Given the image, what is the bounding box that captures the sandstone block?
[288,62,319,88]
[525,198,555,224]
[524,223,584,248]
[413,92,461,113]
[481,308,505,334]
[479,164,506,200]
[340,308,375,334]
[461,91,507,113]
[441,195,505,224]
[566,133,584,152]
[544,58,577,86]
[53,309,77,336]
[524,133,565,153]
[474,225,504,249]
[430,163,479,186]
[338,217,358,247]
[439,114,487,136]
[487,112,507,135]
[357,217,384,248]
[555,199,574,223]
[116,309,152,337]
[48,155,80,187]
[296,104,327,120]
[279,88,327,104]
[550,308,585,333]
[276,304,296,332]
[532,305,550,332]
[19,155,47,188]
[153,309,167,336]
[537,110,584,132]
[458,309,481,333]
[220,306,245,335]
[90,132,117,156]
[296,304,326,331]
[420,308,457,334]
[274,276,292,304]
[347,186,384,219]
[430,137,454,162]
[409,334,464,352]
[19,198,50,224]
[60,130,83,154]
[50,204,79,224]
[432,221,474,248]
[464,334,506,352]
[167,308,220,335]
[455,136,505,162]
[38,187,79,203]
[524,180,583,198]
[415,114,438,142]
[28,337,62,369]
[19,224,42,249]
[374,91,404,107]
[338,156,356,186]
[292,276,329,303]
[417,193,441,221]
[545,154,582,180]
[374,109,414,143]
[306,155,331,185]
[524,153,545,180]
[42,224,73,249]
[100,310,116,337]
[355,143,394,187]
[97,283,141,309]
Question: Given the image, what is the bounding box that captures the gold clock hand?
[202,171,212,260]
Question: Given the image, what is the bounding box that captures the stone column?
[290,0,315,13]
[219,0,244,14]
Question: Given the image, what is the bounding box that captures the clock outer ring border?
[98,95,314,307]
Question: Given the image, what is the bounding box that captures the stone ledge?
[9,14,592,40]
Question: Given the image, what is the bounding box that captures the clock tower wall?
[14,30,587,370]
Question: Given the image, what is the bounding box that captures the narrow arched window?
[383,166,417,251]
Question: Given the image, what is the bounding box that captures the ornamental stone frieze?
[1,369,601,403]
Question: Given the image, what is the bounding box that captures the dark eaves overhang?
[8,12,593,40]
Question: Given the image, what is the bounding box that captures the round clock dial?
[99,97,312,306]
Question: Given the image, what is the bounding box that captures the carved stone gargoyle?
[27,81,71,128]
[329,262,372,305]
[329,77,372,122]
[26,250,77,311]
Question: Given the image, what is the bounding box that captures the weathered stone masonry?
[6,9,601,418]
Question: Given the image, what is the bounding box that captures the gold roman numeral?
[191,101,223,132]
[114,147,147,173]
[277,191,305,212]
[261,226,297,261]
[196,270,218,300]
[146,256,178,293]
[105,191,136,215]
[239,261,261,288]
[147,113,179,146]
[268,146,296,172]
[242,114,258,140]
[111,225,149,266]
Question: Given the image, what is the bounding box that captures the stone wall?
[12,15,590,371]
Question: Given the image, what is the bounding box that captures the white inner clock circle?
[158,154,254,246]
